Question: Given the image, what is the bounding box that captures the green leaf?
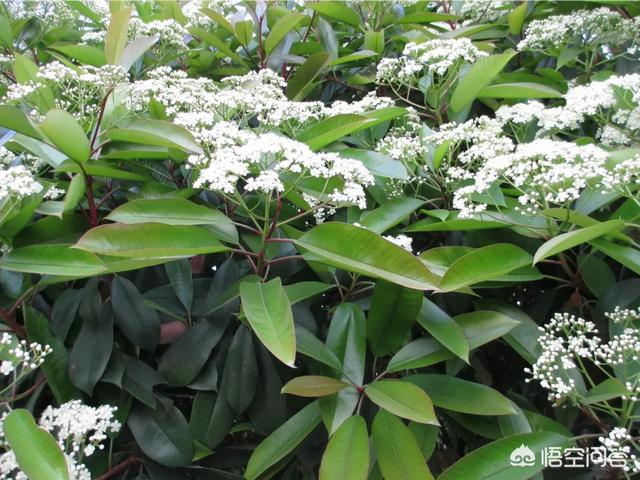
[584,378,630,405]
[189,27,245,63]
[166,259,193,312]
[533,219,625,263]
[265,12,306,54]
[105,6,132,64]
[69,303,113,394]
[128,397,194,467]
[240,277,296,367]
[190,391,234,449]
[507,2,527,34]
[368,280,422,356]
[245,401,322,480]
[395,12,455,24]
[220,325,258,414]
[62,174,85,213]
[233,19,254,47]
[372,410,434,480]
[285,281,333,304]
[439,432,570,480]
[0,244,106,276]
[478,82,562,99]
[54,159,148,181]
[74,223,228,257]
[119,35,158,70]
[40,109,91,163]
[320,303,366,434]
[295,223,437,290]
[416,299,469,362]
[158,317,227,386]
[590,238,640,275]
[24,307,81,403]
[0,105,41,138]
[359,198,424,234]
[388,311,519,372]
[111,276,160,350]
[449,50,516,115]
[319,415,369,480]
[287,52,331,100]
[406,374,516,415]
[0,14,13,48]
[365,380,438,425]
[49,44,107,67]
[106,119,203,154]
[4,409,69,480]
[439,243,533,291]
[297,108,406,151]
[106,198,231,226]
[295,326,343,372]
[310,1,360,27]
[282,376,349,397]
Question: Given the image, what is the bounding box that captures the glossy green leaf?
[105,6,132,64]
[295,326,343,372]
[62,174,85,213]
[439,432,570,480]
[359,198,424,234]
[220,325,258,414]
[128,397,194,467]
[68,303,113,394]
[478,82,562,99]
[439,243,533,291]
[158,317,229,387]
[265,12,306,54]
[534,219,625,263]
[591,238,640,275]
[106,198,232,226]
[388,311,519,372]
[0,105,41,138]
[24,307,81,403]
[584,378,629,405]
[0,244,106,276]
[119,35,158,70]
[295,223,437,290]
[288,52,331,100]
[365,380,438,425]
[111,276,161,350]
[106,119,203,154]
[74,223,228,257]
[406,374,516,415]
[165,259,193,312]
[49,43,107,67]
[310,1,360,27]
[416,299,469,362]
[285,281,333,304]
[240,277,296,367]
[40,109,91,163]
[245,401,322,480]
[282,376,349,397]
[4,409,69,480]
[450,50,516,114]
[319,415,369,480]
[372,410,434,480]
[368,280,422,356]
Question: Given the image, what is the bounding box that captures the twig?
[96,456,140,480]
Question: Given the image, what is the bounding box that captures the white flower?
[384,234,413,252]
[0,166,43,203]
[0,361,13,376]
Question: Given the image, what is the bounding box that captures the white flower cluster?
[39,400,121,458]
[376,118,426,165]
[427,73,640,217]
[527,309,640,406]
[598,427,640,474]
[0,333,52,376]
[525,313,601,403]
[383,234,413,252]
[0,400,119,480]
[181,119,373,207]
[2,61,127,118]
[376,38,487,84]
[452,0,510,25]
[518,7,639,52]
[0,165,43,204]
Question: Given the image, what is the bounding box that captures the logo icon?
[510,444,536,467]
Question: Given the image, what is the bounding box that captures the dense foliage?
[0,0,640,479]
